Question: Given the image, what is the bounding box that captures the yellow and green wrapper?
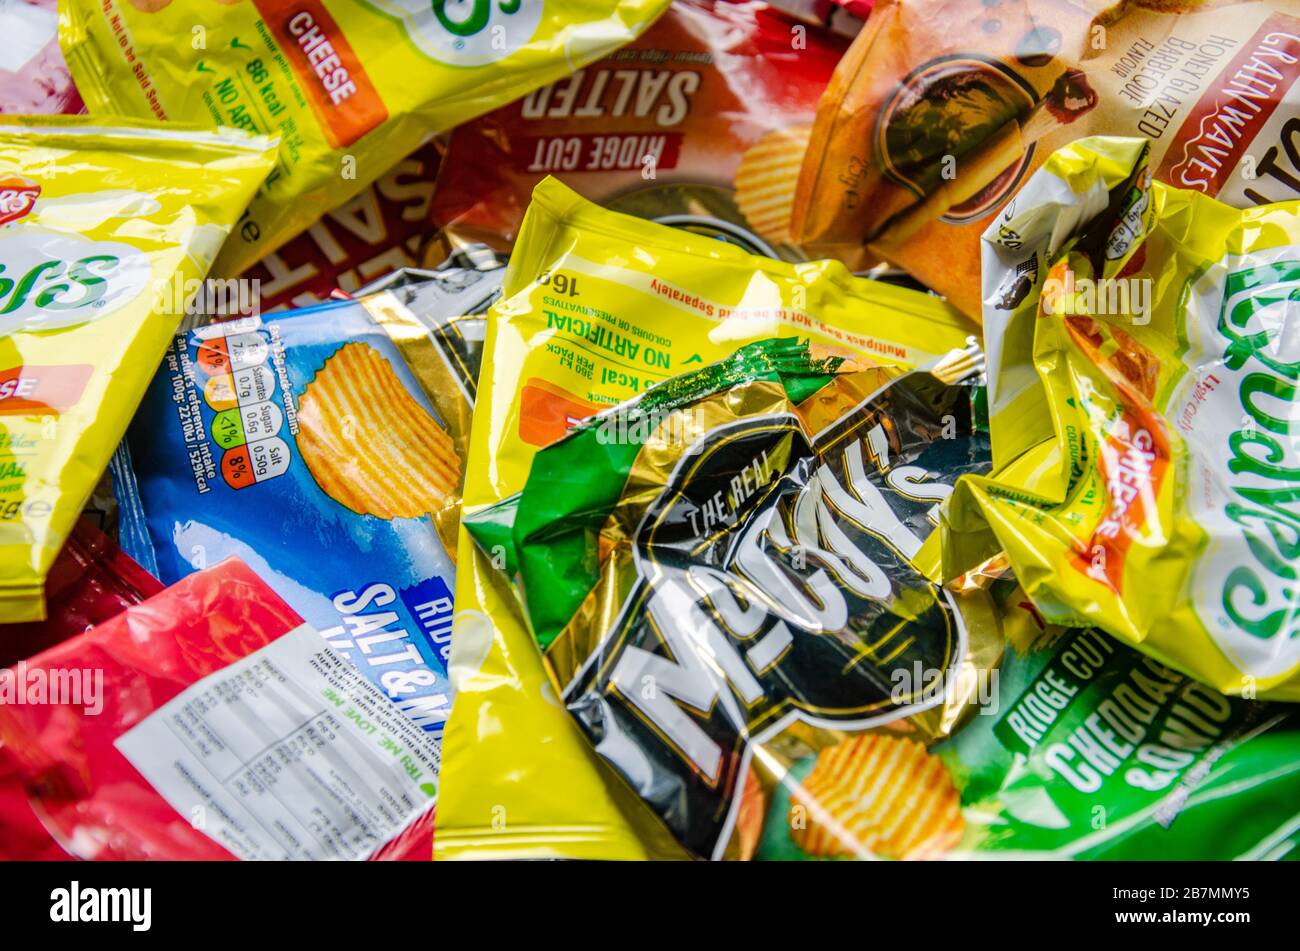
[433,176,978,860]
[944,135,1300,701]
[0,115,276,622]
[59,0,672,275]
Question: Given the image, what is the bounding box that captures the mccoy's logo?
[368,0,542,66]
[0,177,40,228]
[0,231,151,332]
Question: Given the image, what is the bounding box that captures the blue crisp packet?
[115,290,483,736]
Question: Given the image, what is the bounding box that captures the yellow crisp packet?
[434,176,977,861]
[59,0,671,276]
[0,116,276,622]
[944,136,1300,701]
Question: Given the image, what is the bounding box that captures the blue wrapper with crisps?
[114,287,484,736]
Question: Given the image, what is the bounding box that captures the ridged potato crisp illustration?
[789,734,963,860]
[734,126,810,246]
[296,342,460,520]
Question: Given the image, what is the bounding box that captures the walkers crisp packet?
[60,0,672,276]
[942,135,1300,701]
[115,286,481,734]
[0,116,275,623]
[431,177,979,860]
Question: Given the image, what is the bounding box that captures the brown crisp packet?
[792,0,1300,318]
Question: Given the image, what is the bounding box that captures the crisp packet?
[433,178,978,860]
[791,0,1300,317]
[0,558,439,861]
[0,516,160,861]
[0,517,161,670]
[767,0,872,35]
[942,135,1300,700]
[0,116,275,623]
[462,337,994,859]
[114,286,481,734]
[757,580,1300,860]
[241,142,442,311]
[60,0,672,276]
[432,0,848,259]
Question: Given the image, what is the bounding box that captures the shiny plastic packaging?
[923,584,1300,861]
[114,285,482,734]
[0,517,160,861]
[241,142,443,310]
[750,579,1300,861]
[463,337,994,859]
[433,0,848,259]
[60,0,673,275]
[454,333,1300,860]
[0,518,161,670]
[0,558,440,861]
[943,135,1300,700]
[0,116,275,623]
[433,177,978,860]
[792,0,1300,317]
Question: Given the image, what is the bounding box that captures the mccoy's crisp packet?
[433,177,978,860]
[432,0,848,259]
[0,116,275,623]
[463,338,995,860]
[759,580,1300,861]
[115,286,481,734]
[60,0,672,276]
[942,135,1300,700]
[0,558,439,861]
[791,0,1300,317]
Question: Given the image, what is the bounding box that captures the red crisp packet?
[431,0,847,259]
[767,0,871,32]
[240,142,441,312]
[0,518,158,861]
[0,559,438,861]
[0,0,83,114]
[0,519,162,671]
